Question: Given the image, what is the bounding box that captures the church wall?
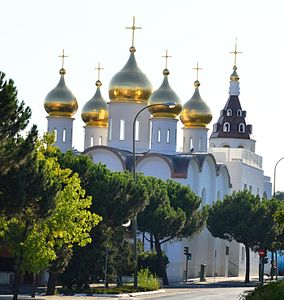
[136,157,171,180]
[88,149,124,172]
[84,126,108,149]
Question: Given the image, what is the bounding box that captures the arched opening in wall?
[63,129,66,143]
[223,122,230,132]
[166,129,170,143]
[189,137,193,150]
[202,188,206,205]
[227,109,232,116]
[135,120,140,141]
[91,136,94,147]
[109,117,112,141]
[263,191,267,199]
[239,123,245,133]
[99,136,102,146]
[157,129,161,143]
[53,129,57,142]
[210,143,215,148]
[119,119,125,140]
[237,109,242,116]
[223,145,230,148]
[238,145,244,148]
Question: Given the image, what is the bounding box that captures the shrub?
[240,281,284,300]
[138,268,160,291]
[138,251,169,277]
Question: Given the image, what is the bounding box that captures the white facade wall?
[84,126,108,149]
[108,102,150,153]
[150,118,178,154]
[183,127,209,153]
[47,116,74,152]
[209,138,256,152]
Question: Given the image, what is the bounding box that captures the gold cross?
[126,16,142,47]
[162,49,172,69]
[193,62,202,81]
[58,49,68,69]
[95,62,104,81]
[229,38,242,66]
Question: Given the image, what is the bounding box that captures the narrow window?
[175,129,177,143]
[109,118,112,141]
[241,247,245,262]
[99,136,102,146]
[63,129,66,143]
[166,129,170,143]
[119,119,125,140]
[223,122,230,132]
[135,120,140,141]
[189,137,193,150]
[244,184,247,190]
[91,136,94,146]
[226,246,230,256]
[227,109,232,116]
[202,188,206,205]
[199,137,202,151]
[54,129,57,142]
[157,129,161,143]
[237,109,242,116]
[239,123,245,133]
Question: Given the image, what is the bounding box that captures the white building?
[43,41,271,282]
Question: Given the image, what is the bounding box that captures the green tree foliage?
[275,191,284,201]
[138,177,205,285]
[0,71,41,215]
[58,151,149,288]
[0,140,101,298]
[207,190,283,283]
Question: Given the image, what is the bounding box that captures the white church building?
[43,36,272,281]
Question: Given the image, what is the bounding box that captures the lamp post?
[132,102,175,289]
[272,156,284,281]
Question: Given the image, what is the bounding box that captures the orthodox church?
[42,23,272,282]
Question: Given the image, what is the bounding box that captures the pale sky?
[1,0,284,192]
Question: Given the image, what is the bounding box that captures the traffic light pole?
[185,254,188,282]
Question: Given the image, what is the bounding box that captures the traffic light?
[184,246,189,255]
[264,257,269,264]
[187,252,192,261]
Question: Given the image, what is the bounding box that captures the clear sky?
[1,0,284,192]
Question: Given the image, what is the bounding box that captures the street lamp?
[132,102,175,289]
[272,156,284,281]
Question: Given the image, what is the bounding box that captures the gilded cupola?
[180,80,212,128]
[81,79,109,127]
[44,67,78,117]
[108,46,152,103]
[148,68,182,118]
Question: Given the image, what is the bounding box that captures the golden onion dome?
[148,69,182,118]
[44,68,78,117]
[81,80,109,127]
[230,65,240,81]
[109,46,152,103]
[180,80,212,128]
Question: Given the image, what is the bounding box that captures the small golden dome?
[44,68,78,117]
[81,80,109,127]
[148,69,182,118]
[180,80,212,128]
[109,47,152,103]
[230,65,240,81]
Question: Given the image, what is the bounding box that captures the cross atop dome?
[126,16,142,48]
[58,49,68,69]
[193,62,202,81]
[229,38,242,66]
[95,62,104,81]
[162,49,172,69]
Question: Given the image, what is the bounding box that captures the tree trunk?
[31,273,37,298]
[12,269,21,300]
[245,244,250,283]
[270,251,274,280]
[150,234,154,252]
[46,271,58,295]
[154,235,169,286]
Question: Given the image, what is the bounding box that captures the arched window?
[91,136,94,146]
[238,145,244,148]
[223,145,230,148]
[157,129,161,143]
[135,120,140,141]
[199,137,202,151]
[119,119,125,140]
[227,109,232,116]
[189,137,193,150]
[237,109,242,116]
[63,129,66,143]
[109,118,112,141]
[223,122,230,132]
[239,123,245,133]
[166,129,170,143]
[217,191,221,200]
[98,136,102,146]
[263,191,268,199]
[201,188,206,205]
[53,129,57,142]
